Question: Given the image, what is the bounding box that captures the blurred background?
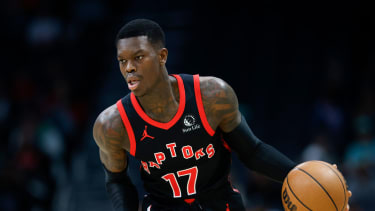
[1,0,374,210]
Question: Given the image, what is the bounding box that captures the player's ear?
[159,48,168,65]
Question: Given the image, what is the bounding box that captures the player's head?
[116,19,168,97]
[115,19,165,49]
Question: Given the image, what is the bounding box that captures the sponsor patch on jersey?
[182,114,201,133]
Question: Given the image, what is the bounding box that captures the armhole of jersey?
[116,100,136,156]
[221,136,232,152]
[193,74,215,136]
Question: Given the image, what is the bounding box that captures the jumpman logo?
[140,125,155,141]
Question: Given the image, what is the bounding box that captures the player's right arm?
[93,104,139,211]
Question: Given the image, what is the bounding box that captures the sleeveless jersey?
[116,74,232,201]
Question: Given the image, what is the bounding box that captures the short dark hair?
[115,19,165,49]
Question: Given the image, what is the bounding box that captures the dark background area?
[1,0,374,210]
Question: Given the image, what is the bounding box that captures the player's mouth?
[127,75,141,91]
[128,79,140,91]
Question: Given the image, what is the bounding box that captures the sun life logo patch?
[182,114,200,133]
[183,115,195,127]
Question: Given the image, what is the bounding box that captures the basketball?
[281,160,348,211]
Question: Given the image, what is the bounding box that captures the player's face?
[117,36,164,96]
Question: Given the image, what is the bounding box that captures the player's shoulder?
[93,103,125,140]
[94,104,120,126]
[197,75,239,131]
[198,75,231,91]
[198,75,235,98]
[93,103,130,153]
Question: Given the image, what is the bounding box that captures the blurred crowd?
[1,0,374,211]
[0,0,123,210]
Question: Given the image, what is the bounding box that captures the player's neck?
[136,75,179,123]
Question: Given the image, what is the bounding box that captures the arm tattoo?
[93,105,129,172]
[200,77,241,132]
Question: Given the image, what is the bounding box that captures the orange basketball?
[281,160,348,211]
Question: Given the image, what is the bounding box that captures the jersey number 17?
[161,166,198,198]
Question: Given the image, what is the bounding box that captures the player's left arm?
[200,76,296,182]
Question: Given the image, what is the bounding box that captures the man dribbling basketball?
[92,18,351,211]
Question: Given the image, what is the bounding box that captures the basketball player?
[93,19,350,210]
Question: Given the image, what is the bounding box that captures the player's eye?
[119,59,127,64]
[135,55,144,60]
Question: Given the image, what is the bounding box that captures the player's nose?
[125,61,136,73]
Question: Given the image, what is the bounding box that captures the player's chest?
[132,120,217,170]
